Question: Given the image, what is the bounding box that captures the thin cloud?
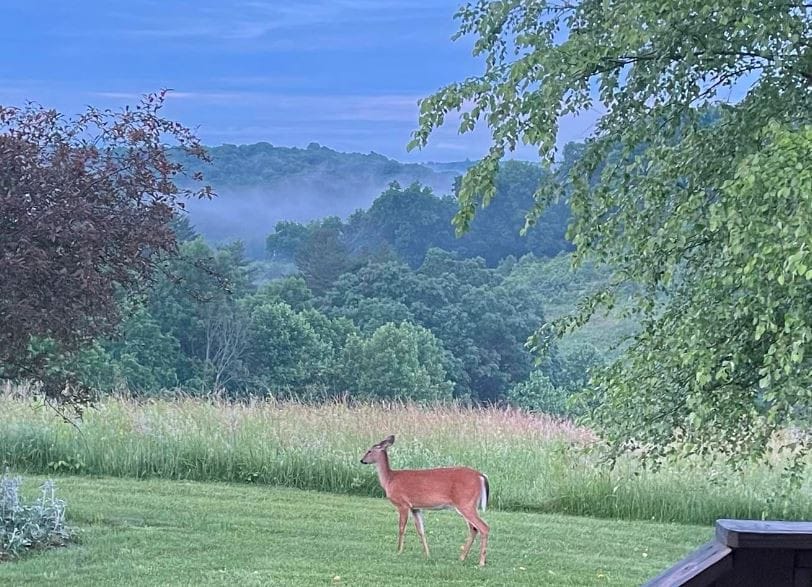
[212,75,312,88]
[114,0,446,43]
[89,90,260,103]
[90,89,422,120]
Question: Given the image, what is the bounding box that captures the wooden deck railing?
[643,519,812,587]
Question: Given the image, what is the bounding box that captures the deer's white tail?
[479,474,489,512]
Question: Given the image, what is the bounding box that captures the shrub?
[242,300,332,392]
[339,321,454,402]
[0,472,75,561]
[507,371,571,417]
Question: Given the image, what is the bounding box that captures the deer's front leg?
[396,507,408,553]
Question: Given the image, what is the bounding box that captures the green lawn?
[1,476,710,586]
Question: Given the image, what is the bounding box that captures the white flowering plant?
[1,470,75,560]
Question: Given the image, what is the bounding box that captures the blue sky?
[1,0,600,161]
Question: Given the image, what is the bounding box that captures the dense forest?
[56,147,619,416]
[267,162,571,270]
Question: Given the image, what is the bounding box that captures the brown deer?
[360,435,490,566]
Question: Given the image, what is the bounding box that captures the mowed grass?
[0,475,710,586]
[2,392,810,525]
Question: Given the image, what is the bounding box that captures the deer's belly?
[415,503,454,511]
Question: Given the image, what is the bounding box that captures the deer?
[360,435,490,566]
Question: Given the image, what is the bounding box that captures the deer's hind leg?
[460,521,478,561]
[457,507,489,566]
[411,509,430,558]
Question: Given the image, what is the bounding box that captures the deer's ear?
[381,435,395,447]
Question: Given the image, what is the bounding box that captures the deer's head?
[360,435,395,464]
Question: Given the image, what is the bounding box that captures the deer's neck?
[375,451,395,493]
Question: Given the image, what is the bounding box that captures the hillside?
[176,143,463,256]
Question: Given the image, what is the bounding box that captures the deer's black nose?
[360,459,364,463]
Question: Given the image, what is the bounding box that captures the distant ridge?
[179,142,462,187]
[420,160,477,175]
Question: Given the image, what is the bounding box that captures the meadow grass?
[0,475,711,586]
[0,390,809,525]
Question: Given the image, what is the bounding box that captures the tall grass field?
[1,388,809,525]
